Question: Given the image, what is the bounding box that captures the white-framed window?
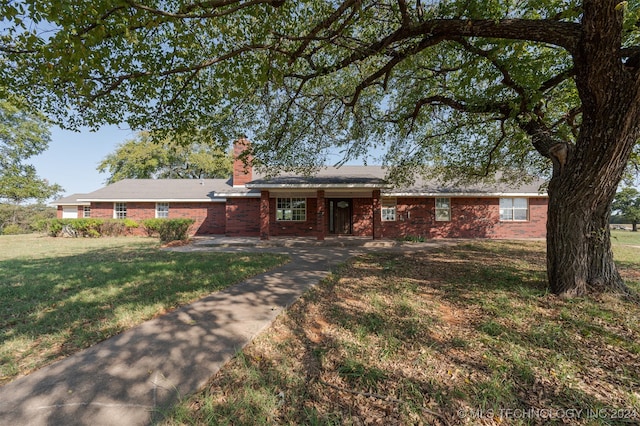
[276,197,306,221]
[500,198,528,221]
[114,202,127,219]
[156,202,169,218]
[381,198,397,221]
[435,198,451,221]
[83,206,91,218]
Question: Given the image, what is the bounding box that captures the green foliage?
[1,1,638,185]
[97,131,233,184]
[0,203,56,234]
[44,218,140,237]
[156,219,195,243]
[141,218,194,242]
[0,1,584,179]
[613,187,640,230]
[2,224,23,235]
[140,218,164,237]
[0,100,62,203]
[398,235,426,243]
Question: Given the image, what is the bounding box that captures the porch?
[257,189,384,241]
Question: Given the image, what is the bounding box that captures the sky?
[30,125,137,198]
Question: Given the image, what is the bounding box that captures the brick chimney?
[232,138,253,187]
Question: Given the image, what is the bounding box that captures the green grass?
[611,229,640,246]
[0,234,288,384]
[162,240,640,425]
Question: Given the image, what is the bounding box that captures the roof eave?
[51,202,91,206]
[77,198,226,202]
[246,183,392,189]
[383,191,548,197]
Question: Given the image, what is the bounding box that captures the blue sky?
[30,125,136,197]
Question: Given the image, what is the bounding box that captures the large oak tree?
[98,131,232,184]
[2,0,639,297]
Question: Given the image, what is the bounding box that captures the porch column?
[372,189,381,240]
[316,190,326,240]
[260,190,270,240]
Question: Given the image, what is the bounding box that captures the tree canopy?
[0,100,62,204]
[2,0,640,297]
[98,131,232,184]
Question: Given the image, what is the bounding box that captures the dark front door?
[331,199,352,234]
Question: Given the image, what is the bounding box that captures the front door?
[330,199,352,234]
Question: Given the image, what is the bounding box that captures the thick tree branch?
[408,19,580,53]
[288,18,579,83]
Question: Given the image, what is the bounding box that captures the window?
[156,202,169,218]
[83,206,91,218]
[381,198,397,221]
[435,198,451,221]
[500,198,528,221]
[276,197,306,221]
[114,202,127,219]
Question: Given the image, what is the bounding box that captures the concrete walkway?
[0,238,453,426]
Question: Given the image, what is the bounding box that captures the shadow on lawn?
[207,242,639,425]
[0,246,285,382]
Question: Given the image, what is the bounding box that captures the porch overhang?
[245,176,391,190]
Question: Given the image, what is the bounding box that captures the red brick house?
[54,140,548,239]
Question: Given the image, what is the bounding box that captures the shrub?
[98,219,138,236]
[43,218,139,237]
[157,219,195,243]
[140,218,164,237]
[45,219,64,236]
[71,219,103,237]
[2,224,24,235]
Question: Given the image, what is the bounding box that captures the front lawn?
[611,229,640,246]
[164,240,639,425]
[0,234,288,385]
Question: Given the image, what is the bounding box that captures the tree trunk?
[544,0,640,297]
[547,177,627,296]
[633,222,638,232]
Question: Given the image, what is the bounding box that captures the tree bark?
[545,0,640,297]
[547,177,627,296]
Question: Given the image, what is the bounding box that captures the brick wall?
[488,197,547,239]
[80,196,547,239]
[169,202,226,235]
[226,198,260,236]
[379,197,547,239]
[89,201,226,236]
[268,197,318,236]
[352,198,374,237]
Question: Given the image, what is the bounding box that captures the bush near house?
[44,218,140,237]
[141,218,195,242]
[43,218,194,242]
